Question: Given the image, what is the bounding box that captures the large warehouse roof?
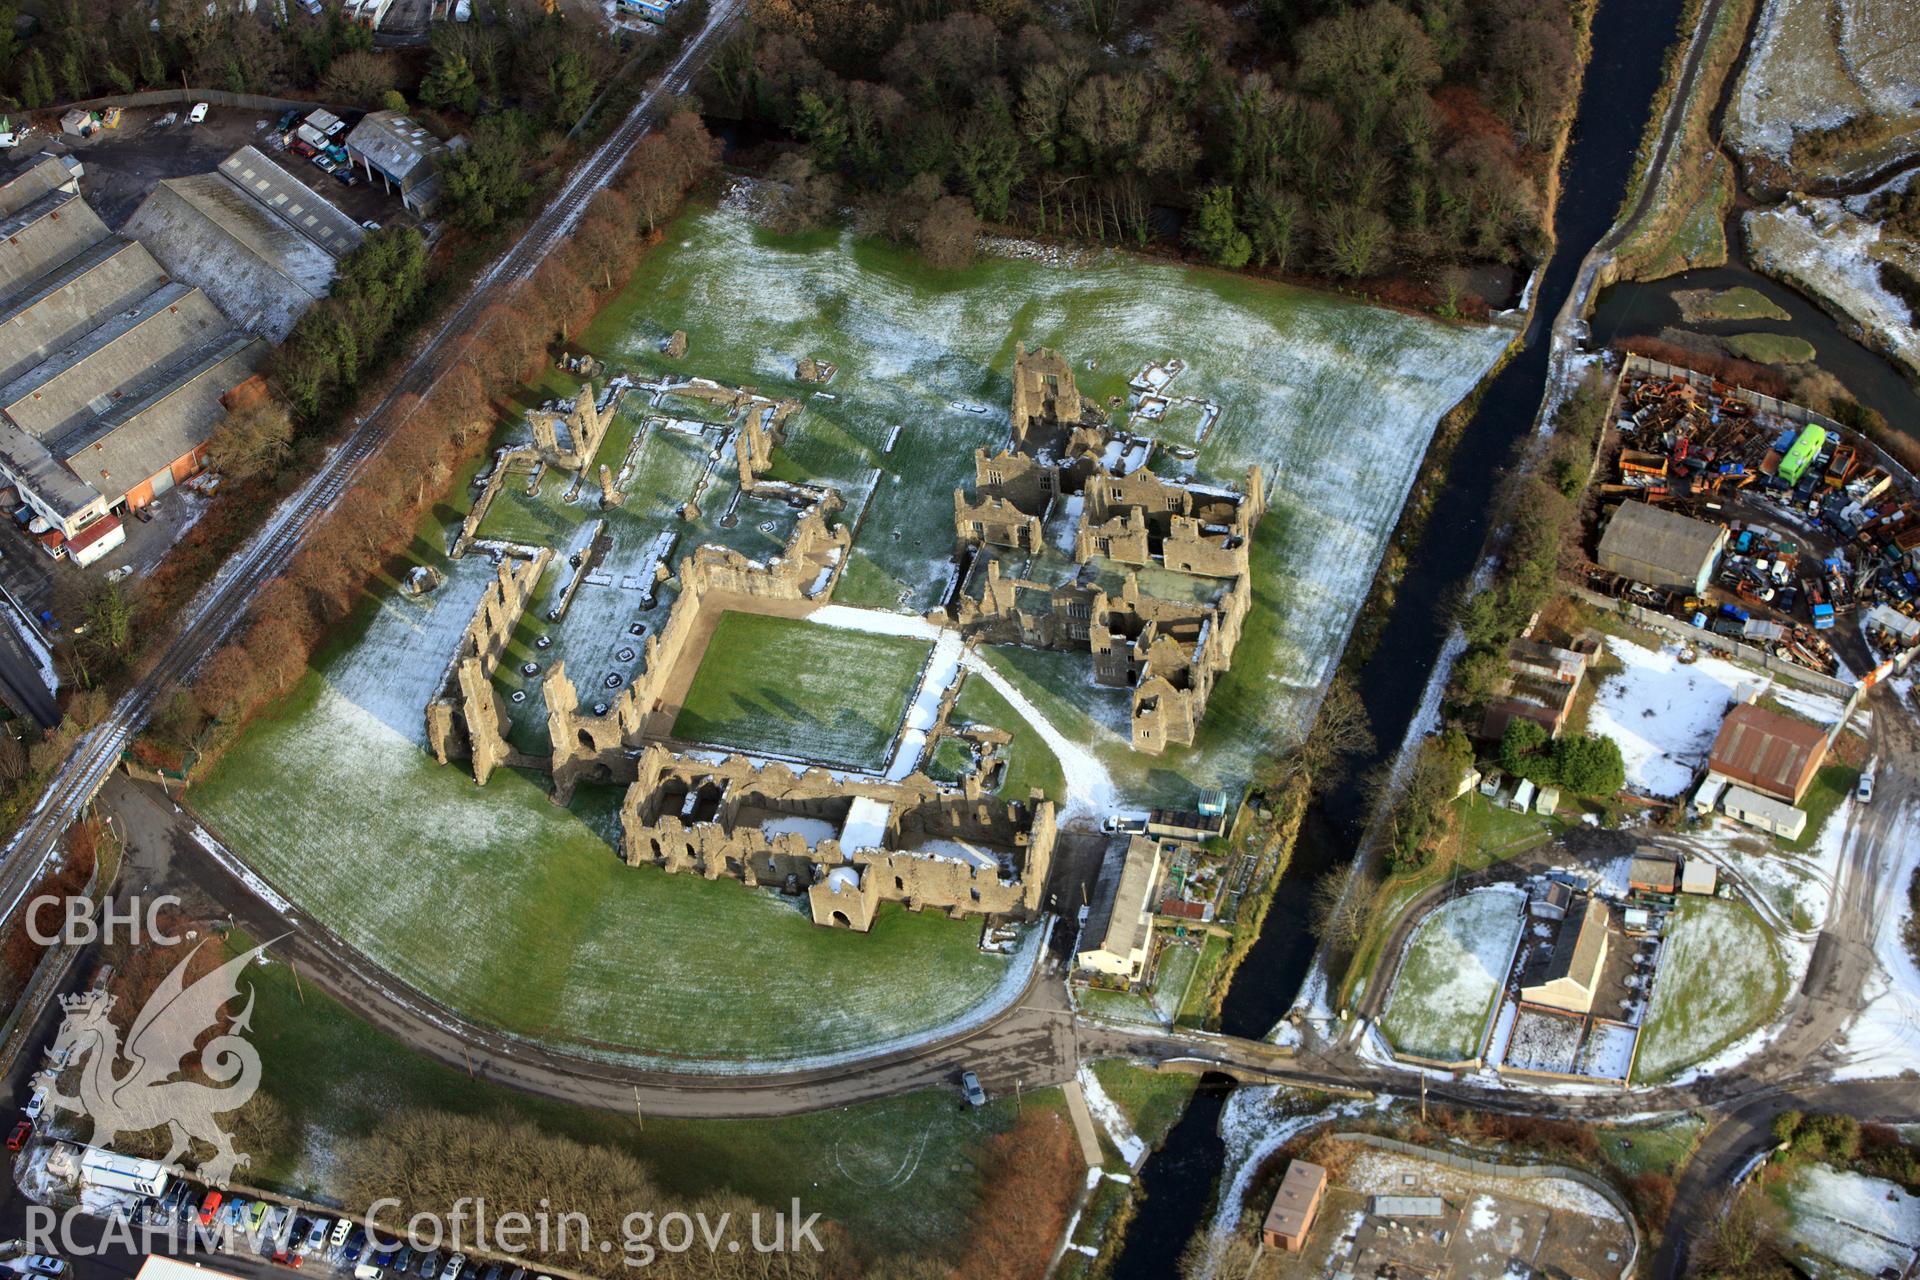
[218,144,364,260]
[1597,501,1726,587]
[124,175,337,344]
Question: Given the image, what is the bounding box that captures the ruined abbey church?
[950,343,1264,754]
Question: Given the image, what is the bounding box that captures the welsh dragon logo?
[33,938,273,1185]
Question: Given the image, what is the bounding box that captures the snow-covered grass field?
[1784,1164,1920,1278]
[1380,886,1526,1061]
[1747,201,1920,378]
[192,572,1017,1067]
[578,197,1509,795]
[672,611,929,768]
[1728,0,1920,170]
[1635,896,1787,1081]
[1588,636,1770,796]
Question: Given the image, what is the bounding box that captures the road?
[0,0,743,930]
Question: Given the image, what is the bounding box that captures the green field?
[672,611,929,767]
[1725,331,1817,364]
[1635,897,1786,1082]
[223,933,1054,1261]
[1380,887,1527,1062]
[1675,284,1790,323]
[1087,1061,1198,1151]
[201,195,1509,1059]
[948,672,1067,800]
[193,566,1019,1066]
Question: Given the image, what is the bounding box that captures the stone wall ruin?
[425,548,553,784]
[950,341,1263,753]
[543,499,851,801]
[619,744,1056,929]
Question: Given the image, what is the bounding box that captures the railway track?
[0,0,741,926]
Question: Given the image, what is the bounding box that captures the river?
[1591,260,1920,429]
[1103,0,1691,1271]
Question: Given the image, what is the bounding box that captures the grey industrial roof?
[0,188,111,305]
[55,333,263,498]
[0,155,76,215]
[0,281,226,441]
[1597,502,1725,584]
[0,416,99,518]
[344,110,446,189]
[131,174,337,297]
[123,178,334,342]
[0,239,168,386]
[218,145,364,260]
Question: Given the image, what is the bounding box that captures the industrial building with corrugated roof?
[1704,701,1828,805]
[124,145,362,343]
[344,110,450,212]
[1596,501,1728,594]
[0,153,265,558]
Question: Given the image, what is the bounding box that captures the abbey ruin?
[416,339,1252,928]
[621,745,1055,928]
[950,343,1264,753]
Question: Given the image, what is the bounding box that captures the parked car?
[188,102,208,124]
[247,1202,271,1234]
[959,1071,986,1107]
[304,1218,331,1254]
[22,1090,45,1120]
[441,1252,466,1280]
[353,1268,383,1280]
[290,138,318,158]
[271,1251,303,1269]
[391,1246,414,1274]
[312,154,338,174]
[7,1118,32,1150]
[417,1249,442,1279]
[22,1258,66,1277]
[1858,769,1875,803]
[329,1218,353,1256]
[198,1191,225,1226]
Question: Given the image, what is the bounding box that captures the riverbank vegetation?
[1607,0,1758,282]
[704,0,1586,296]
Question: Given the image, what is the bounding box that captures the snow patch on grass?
[1380,887,1526,1061]
[1588,636,1768,797]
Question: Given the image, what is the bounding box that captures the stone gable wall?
[425,549,553,783]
